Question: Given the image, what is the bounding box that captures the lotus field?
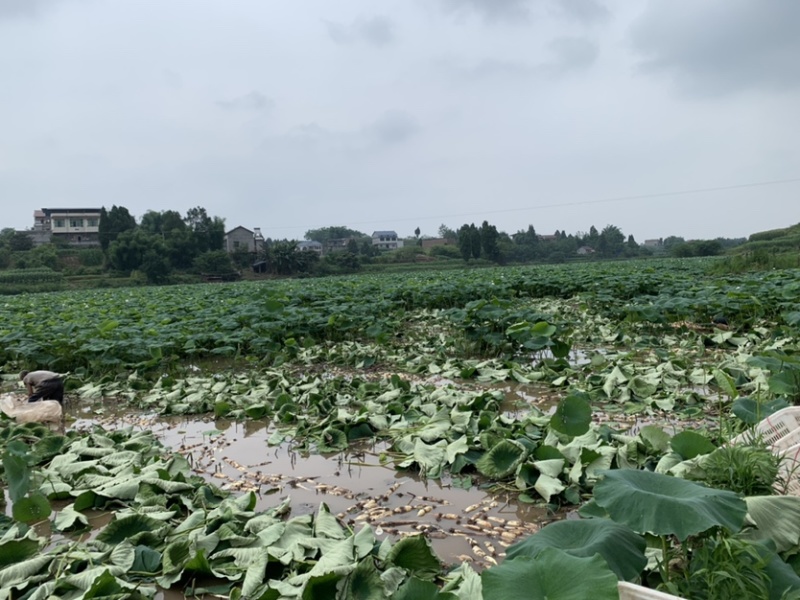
[1,258,800,599]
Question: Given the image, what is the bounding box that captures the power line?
[269,176,800,231]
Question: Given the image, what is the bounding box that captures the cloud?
[0,0,55,18]
[545,37,599,73]
[324,16,395,46]
[450,58,537,80]
[438,0,608,24]
[216,91,274,111]
[269,110,418,157]
[442,37,597,82]
[554,0,609,24]
[366,110,419,145]
[439,0,531,22]
[630,1,800,95]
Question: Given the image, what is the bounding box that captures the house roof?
[372,230,397,237]
[297,240,322,247]
[225,226,254,236]
[42,208,102,216]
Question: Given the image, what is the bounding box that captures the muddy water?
[71,402,554,574]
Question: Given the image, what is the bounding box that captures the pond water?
[69,400,555,574]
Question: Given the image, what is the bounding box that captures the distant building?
[371,230,404,250]
[538,231,559,242]
[421,238,453,248]
[224,226,264,253]
[642,239,662,248]
[324,237,356,253]
[576,246,595,255]
[22,208,102,247]
[297,240,323,253]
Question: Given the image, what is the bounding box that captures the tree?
[662,236,685,250]
[304,226,366,244]
[598,225,625,257]
[0,228,15,249]
[438,224,457,241]
[108,229,167,274]
[140,210,197,269]
[458,223,481,261]
[193,250,234,275]
[346,238,359,254]
[99,205,136,252]
[480,220,501,262]
[359,239,378,258]
[583,225,600,249]
[184,206,225,253]
[469,224,482,260]
[9,231,34,252]
[140,249,171,284]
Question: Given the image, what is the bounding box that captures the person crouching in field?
[20,370,64,404]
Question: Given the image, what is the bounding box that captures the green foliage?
[549,394,592,437]
[593,469,747,541]
[0,267,64,294]
[694,444,781,496]
[304,226,367,243]
[193,250,235,276]
[481,549,619,600]
[99,205,137,252]
[506,518,647,581]
[661,537,797,600]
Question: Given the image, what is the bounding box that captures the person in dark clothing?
[20,370,64,404]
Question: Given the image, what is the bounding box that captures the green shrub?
[694,444,780,496]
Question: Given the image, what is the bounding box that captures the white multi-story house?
[25,208,103,246]
[371,230,404,250]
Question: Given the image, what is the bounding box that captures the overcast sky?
[1,0,798,242]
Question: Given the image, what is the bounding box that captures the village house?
[371,230,404,250]
[224,226,264,253]
[297,240,323,254]
[420,238,453,249]
[21,208,103,247]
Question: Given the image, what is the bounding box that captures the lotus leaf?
[594,469,747,540]
[481,549,618,600]
[476,439,528,479]
[743,496,800,552]
[386,535,441,581]
[549,394,591,437]
[506,518,647,581]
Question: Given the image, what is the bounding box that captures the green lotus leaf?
[394,577,458,600]
[476,439,528,479]
[0,536,41,569]
[386,535,441,581]
[506,518,647,581]
[743,496,800,552]
[594,469,747,541]
[731,397,789,425]
[629,376,657,399]
[550,394,592,437]
[481,548,618,600]
[96,513,169,546]
[12,493,51,524]
[670,431,716,460]
[318,427,348,452]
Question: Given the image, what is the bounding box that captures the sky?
[1,0,799,242]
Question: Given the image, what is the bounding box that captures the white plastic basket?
[731,407,800,447]
[771,425,800,453]
[776,443,800,496]
[618,582,686,600]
